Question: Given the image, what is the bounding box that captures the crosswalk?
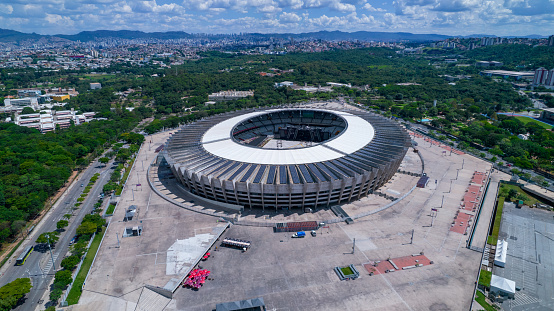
[510,292,541,308]
[42,253,59,275]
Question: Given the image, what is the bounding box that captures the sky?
[0,0,552,36]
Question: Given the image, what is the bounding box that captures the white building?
[90,82,102,90]
[275,81,294,88]
[208,90,254,101]
[17,89,42,97]
[494,239,507,267]
[490,275,516,299]
[327,82,352,88]
[14,108,96,133]
[517,133,530,140]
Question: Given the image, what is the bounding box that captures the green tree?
[0,278,32,309]
[54,270,73,288]
[507,189,518,200]
[36,231,60,246]
[49,288,62,302]
[99,157,109,166]
[61,255,80,271]
[0,296,18,311]
[76,222,96,237]
[83,214,106,229]
[103,182,117,193]
[21,107,35,115]
[56,220,69,230]
[10,220,26,237]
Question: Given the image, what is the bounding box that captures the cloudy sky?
[0,0,552,36]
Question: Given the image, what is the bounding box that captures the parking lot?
[495,202,554,311]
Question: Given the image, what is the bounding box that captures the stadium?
[163,107,411,210]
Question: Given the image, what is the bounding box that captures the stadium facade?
[163,107,411,210]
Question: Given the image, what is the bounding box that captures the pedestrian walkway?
[42,253,58,275]
[469,171,510,249]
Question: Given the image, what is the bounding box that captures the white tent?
[490,275,516,299]
[494,239,507,267]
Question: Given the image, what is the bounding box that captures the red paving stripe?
[450,212,472,234]
[363,255,433,275]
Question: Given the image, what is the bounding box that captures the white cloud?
[0,4,13,14]
[280,11,302,22]
[132,1,185,14]
[0,0,549,36]
[277,0,304,9]
[330,0,357,11]
[45,13,75,26]
[431,0,479,12]
[363,3,386,11]
[258,4,282,12]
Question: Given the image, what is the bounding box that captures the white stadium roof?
[201,108,375,165]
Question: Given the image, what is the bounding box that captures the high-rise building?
[549,35,554,47]
[533,67,549,85]
[545,69,554,86]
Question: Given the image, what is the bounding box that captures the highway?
[0,157,115,311]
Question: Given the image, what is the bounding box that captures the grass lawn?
[487,196,505,245]
[475,290,496,311]
[500,184,541,206]
[479,270,492,287]
[513,116,553,130]
[340,266,354,275]
[105,204,116,215]
[66,227,105,305]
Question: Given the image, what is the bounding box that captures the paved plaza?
[72,106,496,311]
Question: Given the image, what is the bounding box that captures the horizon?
[0,0,552,37]
[2,27,550,39]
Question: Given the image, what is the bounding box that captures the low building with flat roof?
[480,70,534,80]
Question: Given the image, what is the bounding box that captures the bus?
[15,246,33,266]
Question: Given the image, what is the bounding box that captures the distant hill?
[55,30,196,41]
[0,28,547,43]
[0,28,452,43]
[294,30,451,42]
[56,29,452,42]
[0,28,45,42]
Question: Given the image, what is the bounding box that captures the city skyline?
[0,0,552,37]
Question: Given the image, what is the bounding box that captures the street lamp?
[47,236,56,271]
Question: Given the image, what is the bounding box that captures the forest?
[0,110,142,245]
[461,44,554,69]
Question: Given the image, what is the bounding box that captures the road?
[0,157,114,311]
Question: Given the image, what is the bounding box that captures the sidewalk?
[470,170,510,249]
